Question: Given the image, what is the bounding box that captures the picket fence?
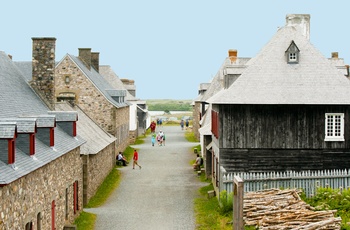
[221,168,350,198]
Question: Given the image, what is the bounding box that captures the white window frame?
[324,113,344,141]
[289,53,297,62]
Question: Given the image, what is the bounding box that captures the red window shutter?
[50,128,55,147]
[8,139,15,164]
[73,181,79,214]
[216,111,219,138]
[73,182,76,214]
[29,133,35,156]
[73,121,77,137]
[211,110,219,138]
[51,200,55,230]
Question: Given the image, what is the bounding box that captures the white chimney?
[286,14,310,40]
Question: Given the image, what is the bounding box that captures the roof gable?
[208,25,350,105]
[62,54,130,108]
[99,65,137,101]
[0,51,85,184]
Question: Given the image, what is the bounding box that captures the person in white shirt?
[117,152,128,166]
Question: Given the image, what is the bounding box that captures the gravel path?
[85,126,204,230]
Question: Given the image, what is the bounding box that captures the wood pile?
[243,188,341,229]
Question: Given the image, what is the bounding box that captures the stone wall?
[84,143,115,203]
[55,57,130,154]
[55,57,113,132]
[114,106,130,153]
[0,147,82,230]
[128,130,137,144]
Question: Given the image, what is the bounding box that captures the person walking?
[133,149,142,169]
[185,119,189,130]
[151,132,156,146]
[180,119,184,130]
[158,130,164,146]
[147,121,156,133]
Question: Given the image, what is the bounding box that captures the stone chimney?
[31,37,56,110]
[228,49,237,63]
[78,48,91,70]
[91,52,100,72]
[331,52,339,59]
[286,14,310,40]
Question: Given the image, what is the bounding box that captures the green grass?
[84,167,121,208]
[134,136,145,145]
[302,187,350,229]
[185,130,199,142]
[74,142,143,228]
[74,211,96,230]
[194,184,233,230]
[122,146,134,162]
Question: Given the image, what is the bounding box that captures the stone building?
[54,48,130,154]
[15,38,120,208]
[55,103,116,205]
[0,49,85,229]
[100,65,149,143]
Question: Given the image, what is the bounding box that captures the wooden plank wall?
[220,104,350,149]
[220,148,350,172]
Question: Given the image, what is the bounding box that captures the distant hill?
[146,99,193,111]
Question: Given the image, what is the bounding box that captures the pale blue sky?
[1,1,349,100]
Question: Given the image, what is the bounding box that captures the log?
[243,189,341,230]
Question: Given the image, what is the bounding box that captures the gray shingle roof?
[0,118,36,133]
[55,103,116,155]
[48,111,78,122]
[0,122,16,138]
[62,55,131,108]
[99,65,138,101]
[0,51,85,185]
[200,57,250,102]
[208,25,350,105]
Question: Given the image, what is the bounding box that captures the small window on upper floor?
[325,113,345,142]
[285,40,300,64]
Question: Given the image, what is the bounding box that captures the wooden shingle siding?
[220,104,350,149]
[221,148,350,172]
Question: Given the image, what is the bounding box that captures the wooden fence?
[222,169,350,198]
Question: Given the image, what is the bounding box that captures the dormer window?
[112,96,125,103]
[285,40,300,64]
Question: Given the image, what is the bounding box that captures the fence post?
[233,176,244,230]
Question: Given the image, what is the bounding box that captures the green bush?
[219,190,233,214]
[303,187,350,229]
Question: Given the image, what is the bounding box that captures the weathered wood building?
[206,14,350,191]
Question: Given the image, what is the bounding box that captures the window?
[289,53,297,62]
[325,113,344,141]
[37,212,42,230]
[285,40,300,64]
[25,222,33,230]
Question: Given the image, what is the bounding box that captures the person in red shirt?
[133,149,142,169]
[148,121,156,133]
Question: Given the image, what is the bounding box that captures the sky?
[1,1,350,100]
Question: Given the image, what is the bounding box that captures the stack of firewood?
[243,188,342,229]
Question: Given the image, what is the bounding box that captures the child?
[151,133,156,146]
